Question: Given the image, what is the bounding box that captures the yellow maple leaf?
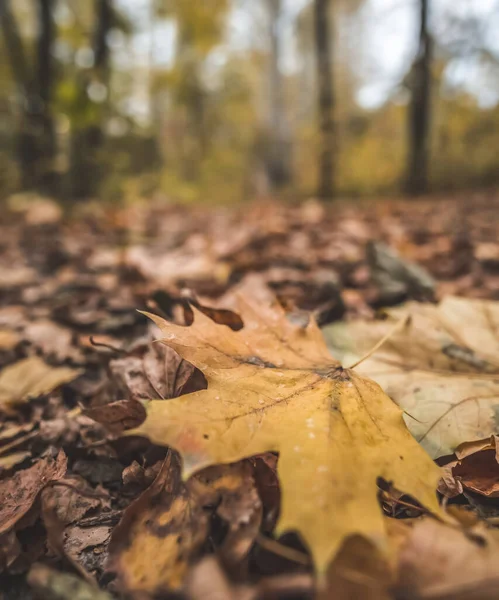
[132,299,442,573]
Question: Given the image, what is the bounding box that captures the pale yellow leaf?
[0,357,81,407]
[324,296,499,458]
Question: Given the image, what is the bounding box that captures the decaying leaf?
[324,296,499,458]
[0,356,81,408]
[109,452,262,593]
[0,451,67,570]
[438,435,499,499]
[131,299,442,573]
[108,340,204,402]
[0,450,67,536]
[83,400,146,434]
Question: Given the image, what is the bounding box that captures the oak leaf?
[324,296,499,458]
[132,299,442,573]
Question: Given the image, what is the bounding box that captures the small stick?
[89,336,126,354]
[348,314,411,370]
[0,430,38,456]
[256,533,310,566]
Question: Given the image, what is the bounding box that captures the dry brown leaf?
[23,320,81,363]
[439,435,499,499]
[453,449,499,498]
[0,451,67,536]
[109,453,261,593]
[0,451,67,570]
[108,341,204,402]
[324,296,499,458]
[394,519,499,600]
[324,535,393,600]
[131,299,443,574]
[83,400,146,434]
[0,357,81,408]
[41,476,110,527]
[198,460,262,570]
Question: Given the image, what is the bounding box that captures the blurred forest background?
[1,0,499,204]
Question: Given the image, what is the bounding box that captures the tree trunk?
[314,0,335,200]
[0,0,56,191]
[35,0,56,190]
[266,0,292,189]
[94,0,112,70]
[406,0,432,195]
[69,0,112,199]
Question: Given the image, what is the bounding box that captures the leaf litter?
[324,296,499,458]
[4,196,499,598]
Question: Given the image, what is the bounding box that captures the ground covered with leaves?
[2,190,499,600]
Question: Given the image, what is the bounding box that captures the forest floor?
[2,189,499,600]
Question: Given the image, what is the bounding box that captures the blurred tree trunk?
[94,0,112,70]
[69,0,112,199]
[0,0,56,191]
[406,0,432,195]
[36,0,56,190]
[266,0,292,190]
[313,0,335,199]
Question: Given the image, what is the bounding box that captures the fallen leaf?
[0,266,36,289]
[324,296,499,458]
[0,422,34,443]
[325,534,393,600]
[198,460,262,569]
[440,435,499,499]
[182,299,244,331]
[0,451,31,471]
[41,476,110,526]
[0,451,67,570]
[0,329,20,351]
[131,299,442,573]
[0,357,81,408]
[63,524,112,572]
[251,454,280,532]
[126,245,230,288]
[184,556,242,600]
[83,400,146,434]
[110,453,261,593]
[453,449,499,498]
[23,320,81,363]
[0,451,67,536]
[394,519,499,600]
[108,341,204,402]
[28,563,113,600]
